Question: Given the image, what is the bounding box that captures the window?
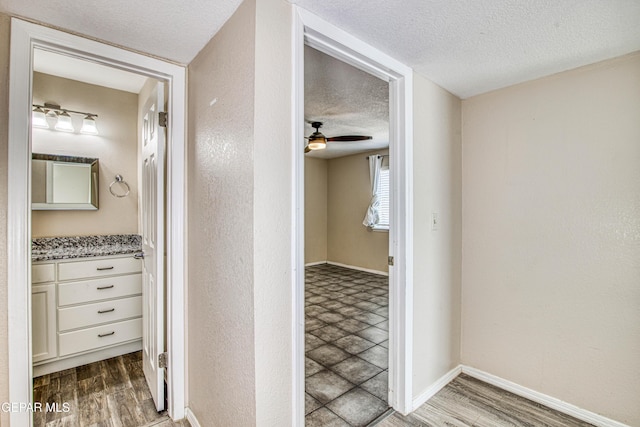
[374,166,390,231]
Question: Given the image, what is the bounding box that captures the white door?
[141,82,166,411]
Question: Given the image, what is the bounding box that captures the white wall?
[253,0,294,422]
[31,72,139,237]
[461,52,640,426]
[411,72,463,397]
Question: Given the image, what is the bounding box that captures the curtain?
[362,155,383,228]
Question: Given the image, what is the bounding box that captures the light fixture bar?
[33,103,98,119]
[32,103,99,135]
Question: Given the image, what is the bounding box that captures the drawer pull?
[96,285,114,290]
[98,331,115,338]
[96,266,114,271]
[98,308,115,314]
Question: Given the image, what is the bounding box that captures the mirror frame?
[31,153,99,210]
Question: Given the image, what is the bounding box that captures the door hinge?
[159,111,168,128]
[158,352,168,369]
[388,256,394,266]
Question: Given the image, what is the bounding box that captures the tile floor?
[305,263,390,427]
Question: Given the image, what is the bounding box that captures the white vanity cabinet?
[32,253,143,376]
[31,263,57,363]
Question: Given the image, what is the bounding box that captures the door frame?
[7,18,186,425]
[292,8,414,423]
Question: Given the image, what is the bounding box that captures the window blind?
[378,167,390,226]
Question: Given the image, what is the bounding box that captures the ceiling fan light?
[32,107,49,128]
[81,115,99,135]
[55,111,74,132]
[308,136,326,150]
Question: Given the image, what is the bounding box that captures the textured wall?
[461,53,640,425]
[31,72,139,237]
[411,73,462,397]
[252,0,294,423]
[187,0,257,425]
[327,150,389,273]
[0,13,10,427]
[304,157,328,263]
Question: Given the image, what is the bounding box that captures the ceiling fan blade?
[304,146,311,153]
[327,135,373,142]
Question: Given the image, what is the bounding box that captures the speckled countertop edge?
[32,234,142,262]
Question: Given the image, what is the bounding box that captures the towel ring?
[109,174,130,198]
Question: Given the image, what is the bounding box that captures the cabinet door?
[32,284,57,363]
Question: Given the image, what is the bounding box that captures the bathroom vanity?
[31,235,143,376]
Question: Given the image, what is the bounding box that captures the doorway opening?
[8,19,186,426]
[293,7,415,425]
[29,47,168,425]
[303,45,392,425]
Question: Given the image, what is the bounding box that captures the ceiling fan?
[304,121,372,153]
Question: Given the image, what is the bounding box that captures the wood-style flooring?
[33,351,190,427]
[375,374,595,427]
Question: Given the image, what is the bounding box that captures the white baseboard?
[185,408,202,427]
[461,365,630,427]
[412,365,462,410]
[326,261,389,276]
[33,340,142,377]
[304,260,389,276]
[305,260,327,267]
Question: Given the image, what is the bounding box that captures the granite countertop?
[32,234,142,262]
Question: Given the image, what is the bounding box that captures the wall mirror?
[32,153,99,210]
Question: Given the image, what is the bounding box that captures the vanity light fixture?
[32,103,99,135]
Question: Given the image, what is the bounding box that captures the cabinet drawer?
[58,318,142,357]
[58,257,141,281]
[58,296,142,332]
[58,274,142,306]
[32,264,55,284]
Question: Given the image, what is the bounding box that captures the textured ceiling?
[2,0,638,98]
[304,46,388,159]
[293,0,640,98]
[0,0,243,64]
